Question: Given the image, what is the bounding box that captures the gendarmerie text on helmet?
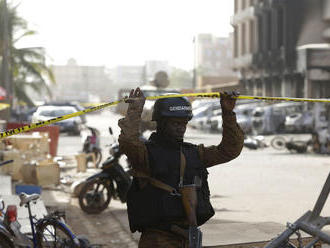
[169,106,192,111]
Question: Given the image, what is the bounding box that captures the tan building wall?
[232,0,330,99]
[194,34,237,92]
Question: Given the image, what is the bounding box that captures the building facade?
[111,65,145,88]
[194,33,238,92]
[232,0,330,98]
[51,59,113,102]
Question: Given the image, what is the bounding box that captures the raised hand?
[125,87,146,111]
[220,90,240,113]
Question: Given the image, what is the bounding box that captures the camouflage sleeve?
[118,104,149,174]
[198,113,244,168]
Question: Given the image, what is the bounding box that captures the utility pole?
[1,0,12,121]
[192,35,197,90]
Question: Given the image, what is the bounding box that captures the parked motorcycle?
[78,127,132,214]
[81,126,102,167]
[271,136,308,153]
[243,135,268,150]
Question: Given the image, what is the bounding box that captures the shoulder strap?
[132,148,187,196]
[133,170,180,195]
[179,148,186,188]
[197,144,204,161]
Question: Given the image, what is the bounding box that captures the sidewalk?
[66,198,137,248]
[40,161,138,248]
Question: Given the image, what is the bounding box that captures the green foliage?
[169,68,193,89]
[0,0,55,106]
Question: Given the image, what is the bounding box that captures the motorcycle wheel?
[79,178,112,214]
[270,136,286,150]
[290,141,307,154]
[93,149,102,168]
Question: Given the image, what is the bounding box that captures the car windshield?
[39,110,54,117]
[192,106,210,118]
[253,110,264,117]
[40,108,75,117]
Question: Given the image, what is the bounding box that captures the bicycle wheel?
[271,136,286,150]
[36,219,77,248]
[0,234,14,248]
[78,178,112,214]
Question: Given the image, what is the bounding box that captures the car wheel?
[70,123,81,136]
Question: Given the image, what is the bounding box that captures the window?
[258,16,263,52]
[242,22,246,55]
[277,7,284,48]
[253,109,264,117]
[250,20,255,53]
[241,0,246,10]
[266,12,272,51]
[234,27,238,57]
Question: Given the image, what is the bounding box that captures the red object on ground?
[6,123,60,157]
[0,86,7,100]
[5,205,17,222]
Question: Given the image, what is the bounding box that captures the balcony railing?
[231,6,256,25]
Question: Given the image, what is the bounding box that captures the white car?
[209,109,222,132]
[32,105,83,135]
[285,112,313,133]
[190,102,220,131]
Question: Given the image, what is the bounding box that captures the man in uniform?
[118,87,244,248]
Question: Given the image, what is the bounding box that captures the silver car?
[285,111,314,133]
[32,105,83,135]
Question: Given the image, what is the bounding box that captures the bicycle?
[0,193,80,248]
[21,192,81,247]
[0,158,88,247]
[0,158,80,247]
[265,172,330,248]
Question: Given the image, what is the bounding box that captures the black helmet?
[152,97,193,121]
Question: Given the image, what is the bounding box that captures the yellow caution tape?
[0,99,123,139]
[0,103,10,111]
[1,93,330,139]
[146,93,330,103]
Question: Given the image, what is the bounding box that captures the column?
[304,71,312,98]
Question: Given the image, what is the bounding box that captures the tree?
[0,0,54,107]
[169,68,193,90]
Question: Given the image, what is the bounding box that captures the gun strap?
[132,149,187,195]
[132,170,179,194]
[179,148,186,188]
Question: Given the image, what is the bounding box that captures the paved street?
[57,109,330,246]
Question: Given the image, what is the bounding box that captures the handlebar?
[265,212,309,248]
[0,160,13,167]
